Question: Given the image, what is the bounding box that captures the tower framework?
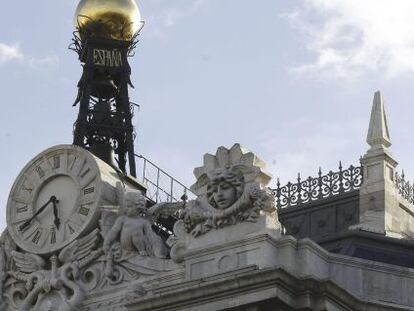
[71,30,139,177]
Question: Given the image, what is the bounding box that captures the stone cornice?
[126,266,408,311]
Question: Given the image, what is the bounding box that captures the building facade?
[1,1,413,309]
[1,91,414,311]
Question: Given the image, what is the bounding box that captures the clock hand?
[19,196,56,232]
[52,197,60,230]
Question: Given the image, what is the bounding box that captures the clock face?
[7,145,101,254]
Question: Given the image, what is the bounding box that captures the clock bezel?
[6,145,103,255]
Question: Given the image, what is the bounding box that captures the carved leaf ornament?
[180,144,274,237]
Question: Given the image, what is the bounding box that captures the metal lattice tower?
[70,27,139,177]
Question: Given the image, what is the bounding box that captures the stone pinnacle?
[367,91,391,150]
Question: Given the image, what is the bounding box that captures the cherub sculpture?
[102,185,182,260]
[103,190,168,258]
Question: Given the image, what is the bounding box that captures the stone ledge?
[84,234,414,310]
[126,267,409,311]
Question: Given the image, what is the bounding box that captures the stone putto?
[102,187,169,259]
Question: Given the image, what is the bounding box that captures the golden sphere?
[74,0,142,41]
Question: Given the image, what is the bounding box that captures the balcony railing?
[271,163,363,209]
[395,171,414,205]
[135,154,195,204]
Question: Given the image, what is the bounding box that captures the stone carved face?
[212,181,237,210]
[207,167,245,210]
[124,191,146,217]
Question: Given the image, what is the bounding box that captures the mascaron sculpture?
[168,144,278,262]
[183,144,274,235]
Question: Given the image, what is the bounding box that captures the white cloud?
[0,43,24,63]
[161,0,205,28]
[27,55,59,69]
[146,0,206,37]
[0,42,58,68]
[285,0,414,80]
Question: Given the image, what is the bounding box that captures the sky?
[2,0,414,230]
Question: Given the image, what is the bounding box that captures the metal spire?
[367,91,391,151]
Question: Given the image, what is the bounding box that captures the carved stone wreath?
[179,144,274,237]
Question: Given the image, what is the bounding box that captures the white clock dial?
[7,145,102,254]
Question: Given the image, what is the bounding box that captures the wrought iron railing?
[134,154,365,212]
[395,171,414,205]
[272,163,363,209]
[135,154,195,204]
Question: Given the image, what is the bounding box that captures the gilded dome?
[74,0,142,41]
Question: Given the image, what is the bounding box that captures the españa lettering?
[93,48,123,67]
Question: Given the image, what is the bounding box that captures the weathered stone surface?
[1,153,180,311]
[367,90,391,152]
[353,92,414,238]
[5,139,414,311]
[168,144,281,263]
[126,235,414,311]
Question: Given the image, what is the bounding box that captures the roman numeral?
[22,186,33,194]
[32,230,42,244]
[16,206,28,214]
[70,156,88,179]
[80,168,90,179]
[52,156,60,169]
[21,224,39,240]
[50,228,56,244]
[13,195,30,205]
[68,224,75,235]
[19,222,31,233]
[68,156,77,170]
[84,187,95,195]
[36,166,45,179]
[23,173,38,189]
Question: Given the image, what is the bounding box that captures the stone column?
[358,145,397,235]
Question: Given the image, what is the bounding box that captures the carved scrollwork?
[80,267,101,292]
[1,229,101,311]
[1,219,179,311]
[0,230,17,311]
[0,241,6,311]
[3,284,27,311]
